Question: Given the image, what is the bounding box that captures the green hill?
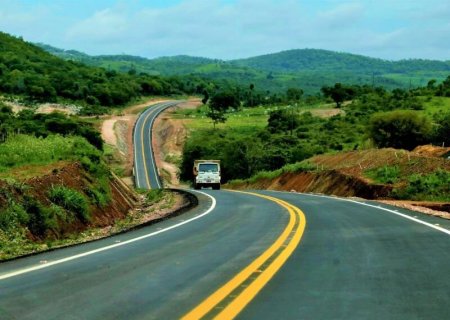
[37,44,450,94]
[232,49,450,74]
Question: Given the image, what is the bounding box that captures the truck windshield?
[199,163,219,173]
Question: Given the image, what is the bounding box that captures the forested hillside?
[38,43,450,94]
[0,33,210,112]
[233,49,450,74]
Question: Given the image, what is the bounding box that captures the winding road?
[0,102,449,319]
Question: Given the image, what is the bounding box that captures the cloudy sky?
[0,0,449,60]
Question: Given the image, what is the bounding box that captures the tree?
[286,87,303,102]
[368,110,432,150]
[321,83,354,108]
[207,91,240,128]
[434,112,450,147]
[202,89,209,105]
[249,83,255,107]
[267,110,299,135]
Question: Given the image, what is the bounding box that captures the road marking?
[272,191,450,236]
[182,190,306,320]
[0,191,216,281]
[133,115,140,187]
[148,102,176,189]
[140,105,160,189]
[135,101,178,189]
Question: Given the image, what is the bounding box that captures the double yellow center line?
[182,190,307,319]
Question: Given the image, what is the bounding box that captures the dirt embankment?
[152,99,201,187]
[231,170,391,199]
[0,162,138,240]
[0,161,196,260]
[229,147,450,218]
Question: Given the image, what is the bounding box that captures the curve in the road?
[133,101,181,189]
[182,190,306,319]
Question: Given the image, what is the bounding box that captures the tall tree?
[321,83,355,108]
[249,83,255,107]
[207,91,240,128]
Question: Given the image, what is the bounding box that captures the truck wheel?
[213,184,221,190]
[194,183,200,190]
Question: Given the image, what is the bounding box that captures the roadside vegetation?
[179,77,450,202]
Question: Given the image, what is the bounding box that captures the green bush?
[393,170,450,201]
[85,178,111,208]
[365,166,401,184]
[368,110,432,150]
[145,189,165,204]
[48,185,90,222]
[0,202,29,231]
[23,196,58,237]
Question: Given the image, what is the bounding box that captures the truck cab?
[193,160,221,190]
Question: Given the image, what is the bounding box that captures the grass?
[421,96,450,117]
[48,185,90,222]
[0,134,102,174]
[365,165,401,184]
[393,170,450,201]
[228,160,316,186]
[172,102,342,132]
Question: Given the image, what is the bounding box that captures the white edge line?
[133,109,142,188]
[0,190,216,281]
[134,102,165,189]
[149,102,178,189]
[268,191,450,236]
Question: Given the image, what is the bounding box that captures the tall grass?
[365,166,401,184]
[230,160,317,185]
[0,134,101,172]
[48,185,90,222]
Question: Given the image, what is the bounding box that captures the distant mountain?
[232,49,450,74]
[36,44,450,94]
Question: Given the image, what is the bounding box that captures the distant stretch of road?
[0,102,449,319]
[133,101,181,189]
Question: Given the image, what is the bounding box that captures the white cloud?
[317,3,364,28]
[0,0,449,60]
[66,8,129,43]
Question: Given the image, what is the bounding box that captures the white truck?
[193,160,221,190]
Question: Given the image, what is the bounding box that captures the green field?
[172,102,342,133]
[421,96,450,116]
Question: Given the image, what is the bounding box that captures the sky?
[0,0,449,61]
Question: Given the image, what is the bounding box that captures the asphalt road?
[133,101,181,189]
[0,102,449,319]
[0,190,449,319]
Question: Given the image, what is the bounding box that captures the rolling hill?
[37,43,450,94]
[0,32,209,110]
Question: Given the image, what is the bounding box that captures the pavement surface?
[133,101,180,189]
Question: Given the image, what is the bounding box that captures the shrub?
[85,178,111,208]
[0,202,29,231]
[368,110,432,150]
[393,170,450,201]
[23,196,58,237]
[48,185,90,222]
[365,166,400,184]
[145,189,165,204]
